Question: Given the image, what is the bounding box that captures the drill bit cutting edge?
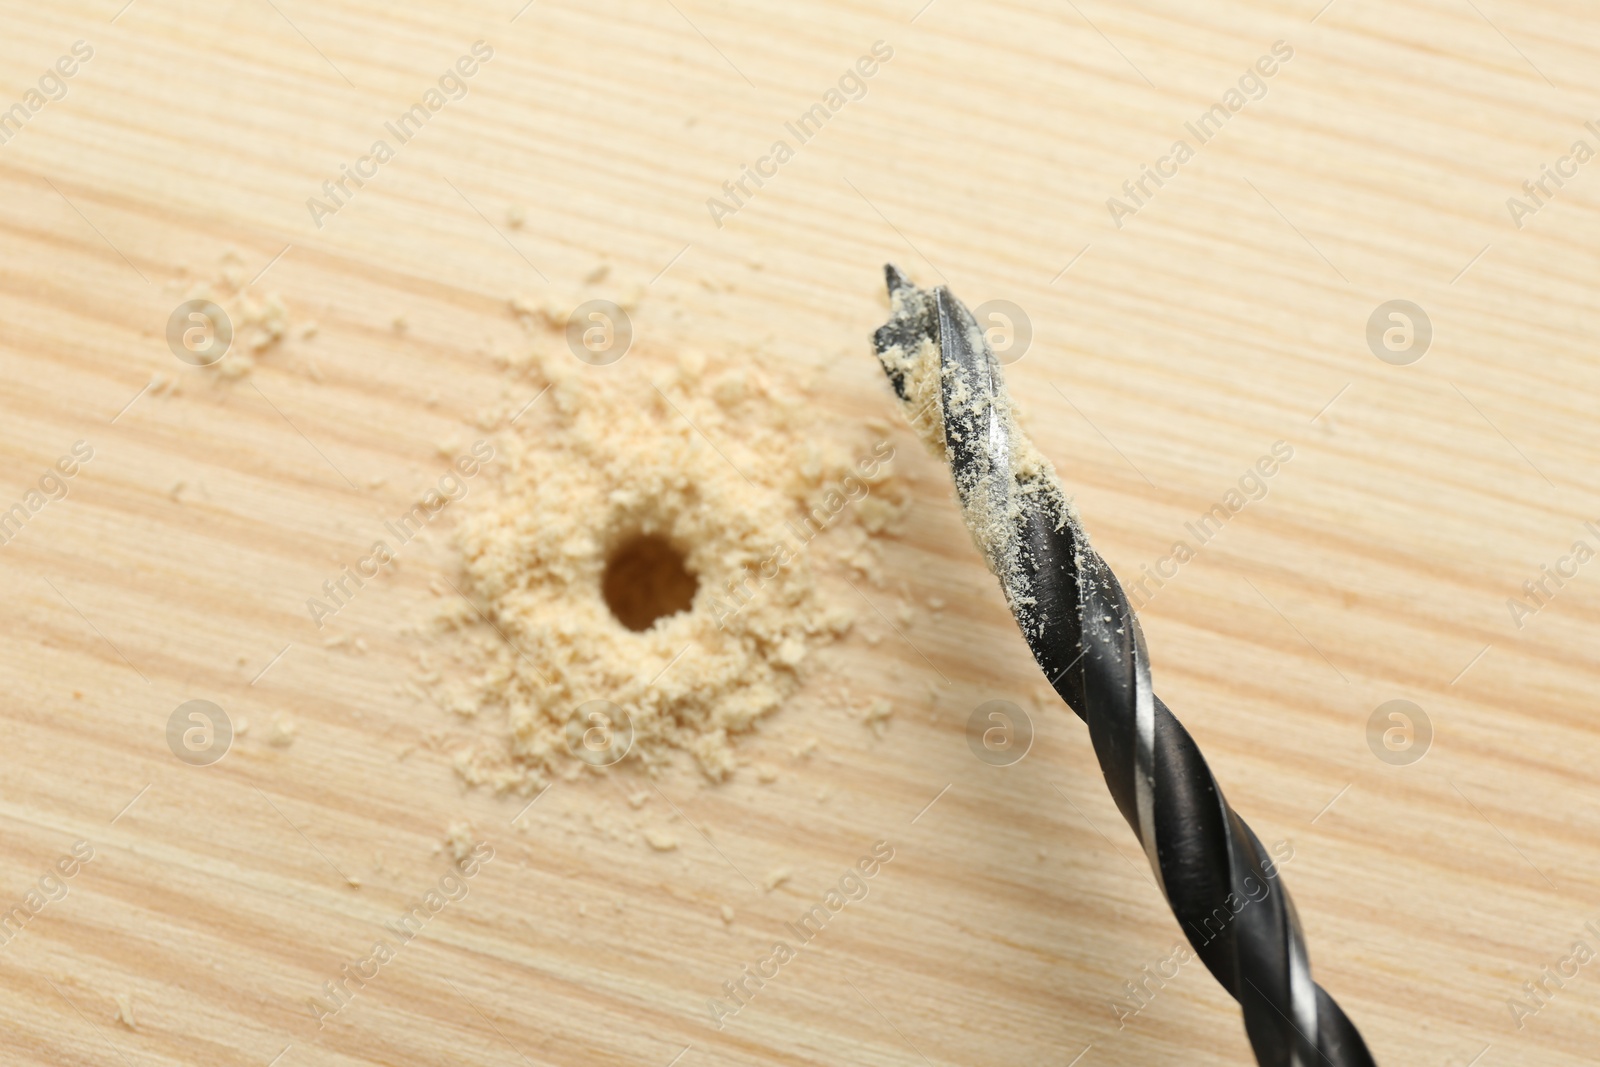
[870,265,1377,1067]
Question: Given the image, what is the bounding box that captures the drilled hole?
[602,534,697,632]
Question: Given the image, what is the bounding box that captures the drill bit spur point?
[870,265,1375,1067]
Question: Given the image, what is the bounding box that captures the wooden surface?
[3,1,1600,1065]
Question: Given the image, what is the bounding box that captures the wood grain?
[2,1,1599,1064]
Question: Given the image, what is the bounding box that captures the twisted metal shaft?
[870,265,1375,1067]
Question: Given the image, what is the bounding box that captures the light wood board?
[2,1,1600,1065]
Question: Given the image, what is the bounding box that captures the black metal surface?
[871,265,1376,1067]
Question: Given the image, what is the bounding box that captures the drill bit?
[870,265,1376,1067]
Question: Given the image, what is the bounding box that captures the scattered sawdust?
[720,904,735,923]
[444,822,476,862]
[763,867,791,892]
[860,698,894,736]
[322,635,368,656]
[268,715,295,747]
[429,317,910,793]
[113,993,135,1030]
[644,830,678,852]
[507,277,645,331]
[177,252,294,380]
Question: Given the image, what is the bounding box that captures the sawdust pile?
[432,338,908,793]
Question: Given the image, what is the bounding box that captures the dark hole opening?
[602,533,698,632]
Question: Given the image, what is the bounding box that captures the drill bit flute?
[871,266,1375,1067]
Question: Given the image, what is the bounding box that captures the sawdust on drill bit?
[872,273,1076,628]
[430,334,907,793]
[873,331,947,458]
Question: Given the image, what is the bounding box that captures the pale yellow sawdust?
[157,252,296,384]
[875,286,1076,617]
[431,336,908,794]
